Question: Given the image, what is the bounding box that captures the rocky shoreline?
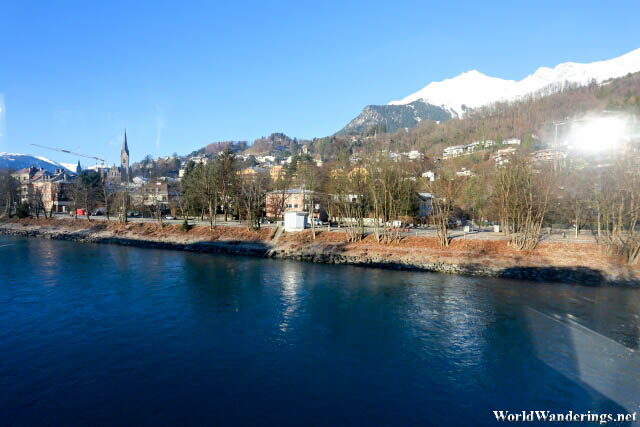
[2,219,638,287]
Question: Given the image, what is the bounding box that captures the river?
[1,235,639,426]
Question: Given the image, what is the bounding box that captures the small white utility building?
[284,211,308,231]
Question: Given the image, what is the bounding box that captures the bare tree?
[240,171,269,230]
[186,162,220,230]
[218,149,239,221]
[268,171,293,221]
[34,187,46,218]
[102,181,111,221]
[330,167,367,242]
[494,155,552,250]
[0,171,18,217]
[113,187,130,223]
[427,171,463,247]
[594,155,640,265]
[562,169,592,239]
[366,153,415,243]
[298,160,320,239]
[148,188,164,225]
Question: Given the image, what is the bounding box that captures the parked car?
[312,218,323,226]
[165,215,176,220]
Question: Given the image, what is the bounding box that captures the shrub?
[181,219,192,232]
[16,203,30,219]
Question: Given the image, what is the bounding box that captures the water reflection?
[279,262,303,333]
[2,236,640,426]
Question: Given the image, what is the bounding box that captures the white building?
[189,156,208,164]
[532,149,566,164]
[467,141,482,152]
[443,145,465,158]
[456,168,474,177]
[422,170,437,181]
[503,138,521,146]
[256,155,276,164]
[491,147,518,166]
[403,150,424,160]
[284,211,308,231]
[422,171,438,182]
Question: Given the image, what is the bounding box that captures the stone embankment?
[1,218,638,286]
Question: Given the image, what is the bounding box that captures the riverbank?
[2,218,638,286]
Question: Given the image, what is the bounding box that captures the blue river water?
[1,235,639,426]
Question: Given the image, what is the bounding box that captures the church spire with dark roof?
[122,129,129,156]
[120,129,130,173]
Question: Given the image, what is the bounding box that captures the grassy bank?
[1,218,638,286]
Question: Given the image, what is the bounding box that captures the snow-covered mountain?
[0,153,74,173]
[389,48,640,116]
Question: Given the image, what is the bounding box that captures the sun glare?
[569,116,628,153]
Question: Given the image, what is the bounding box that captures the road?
[50,213,597,243]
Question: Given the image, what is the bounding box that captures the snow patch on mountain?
[60,162,79,171]
[389,48,640,116]
[0,152,74,172]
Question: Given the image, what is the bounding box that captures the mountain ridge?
[0,153,74,173]
[389,48,640,115]
[336,101,453,135]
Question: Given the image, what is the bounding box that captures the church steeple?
[122,129,129,156]
[120,129,130,173]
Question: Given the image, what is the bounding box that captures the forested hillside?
[312,71,640,159]
[336,101,453,135]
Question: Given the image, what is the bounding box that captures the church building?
[107,130,131,184]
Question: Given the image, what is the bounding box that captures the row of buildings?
[11,166,76,213]
[264,187,434,224]
[9,131,167,214]
[442,138,520,159]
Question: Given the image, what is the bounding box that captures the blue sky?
[1,0,639,166]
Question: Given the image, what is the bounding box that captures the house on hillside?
[491,147,517,166]
[422,170,437,182]
[443,145,465,158]
[456,168,475,177]
[402,150,424,160]
[466,141,482,153]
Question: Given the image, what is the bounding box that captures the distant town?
[2,70,640,266]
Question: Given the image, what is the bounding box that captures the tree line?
[2,140,639,265]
